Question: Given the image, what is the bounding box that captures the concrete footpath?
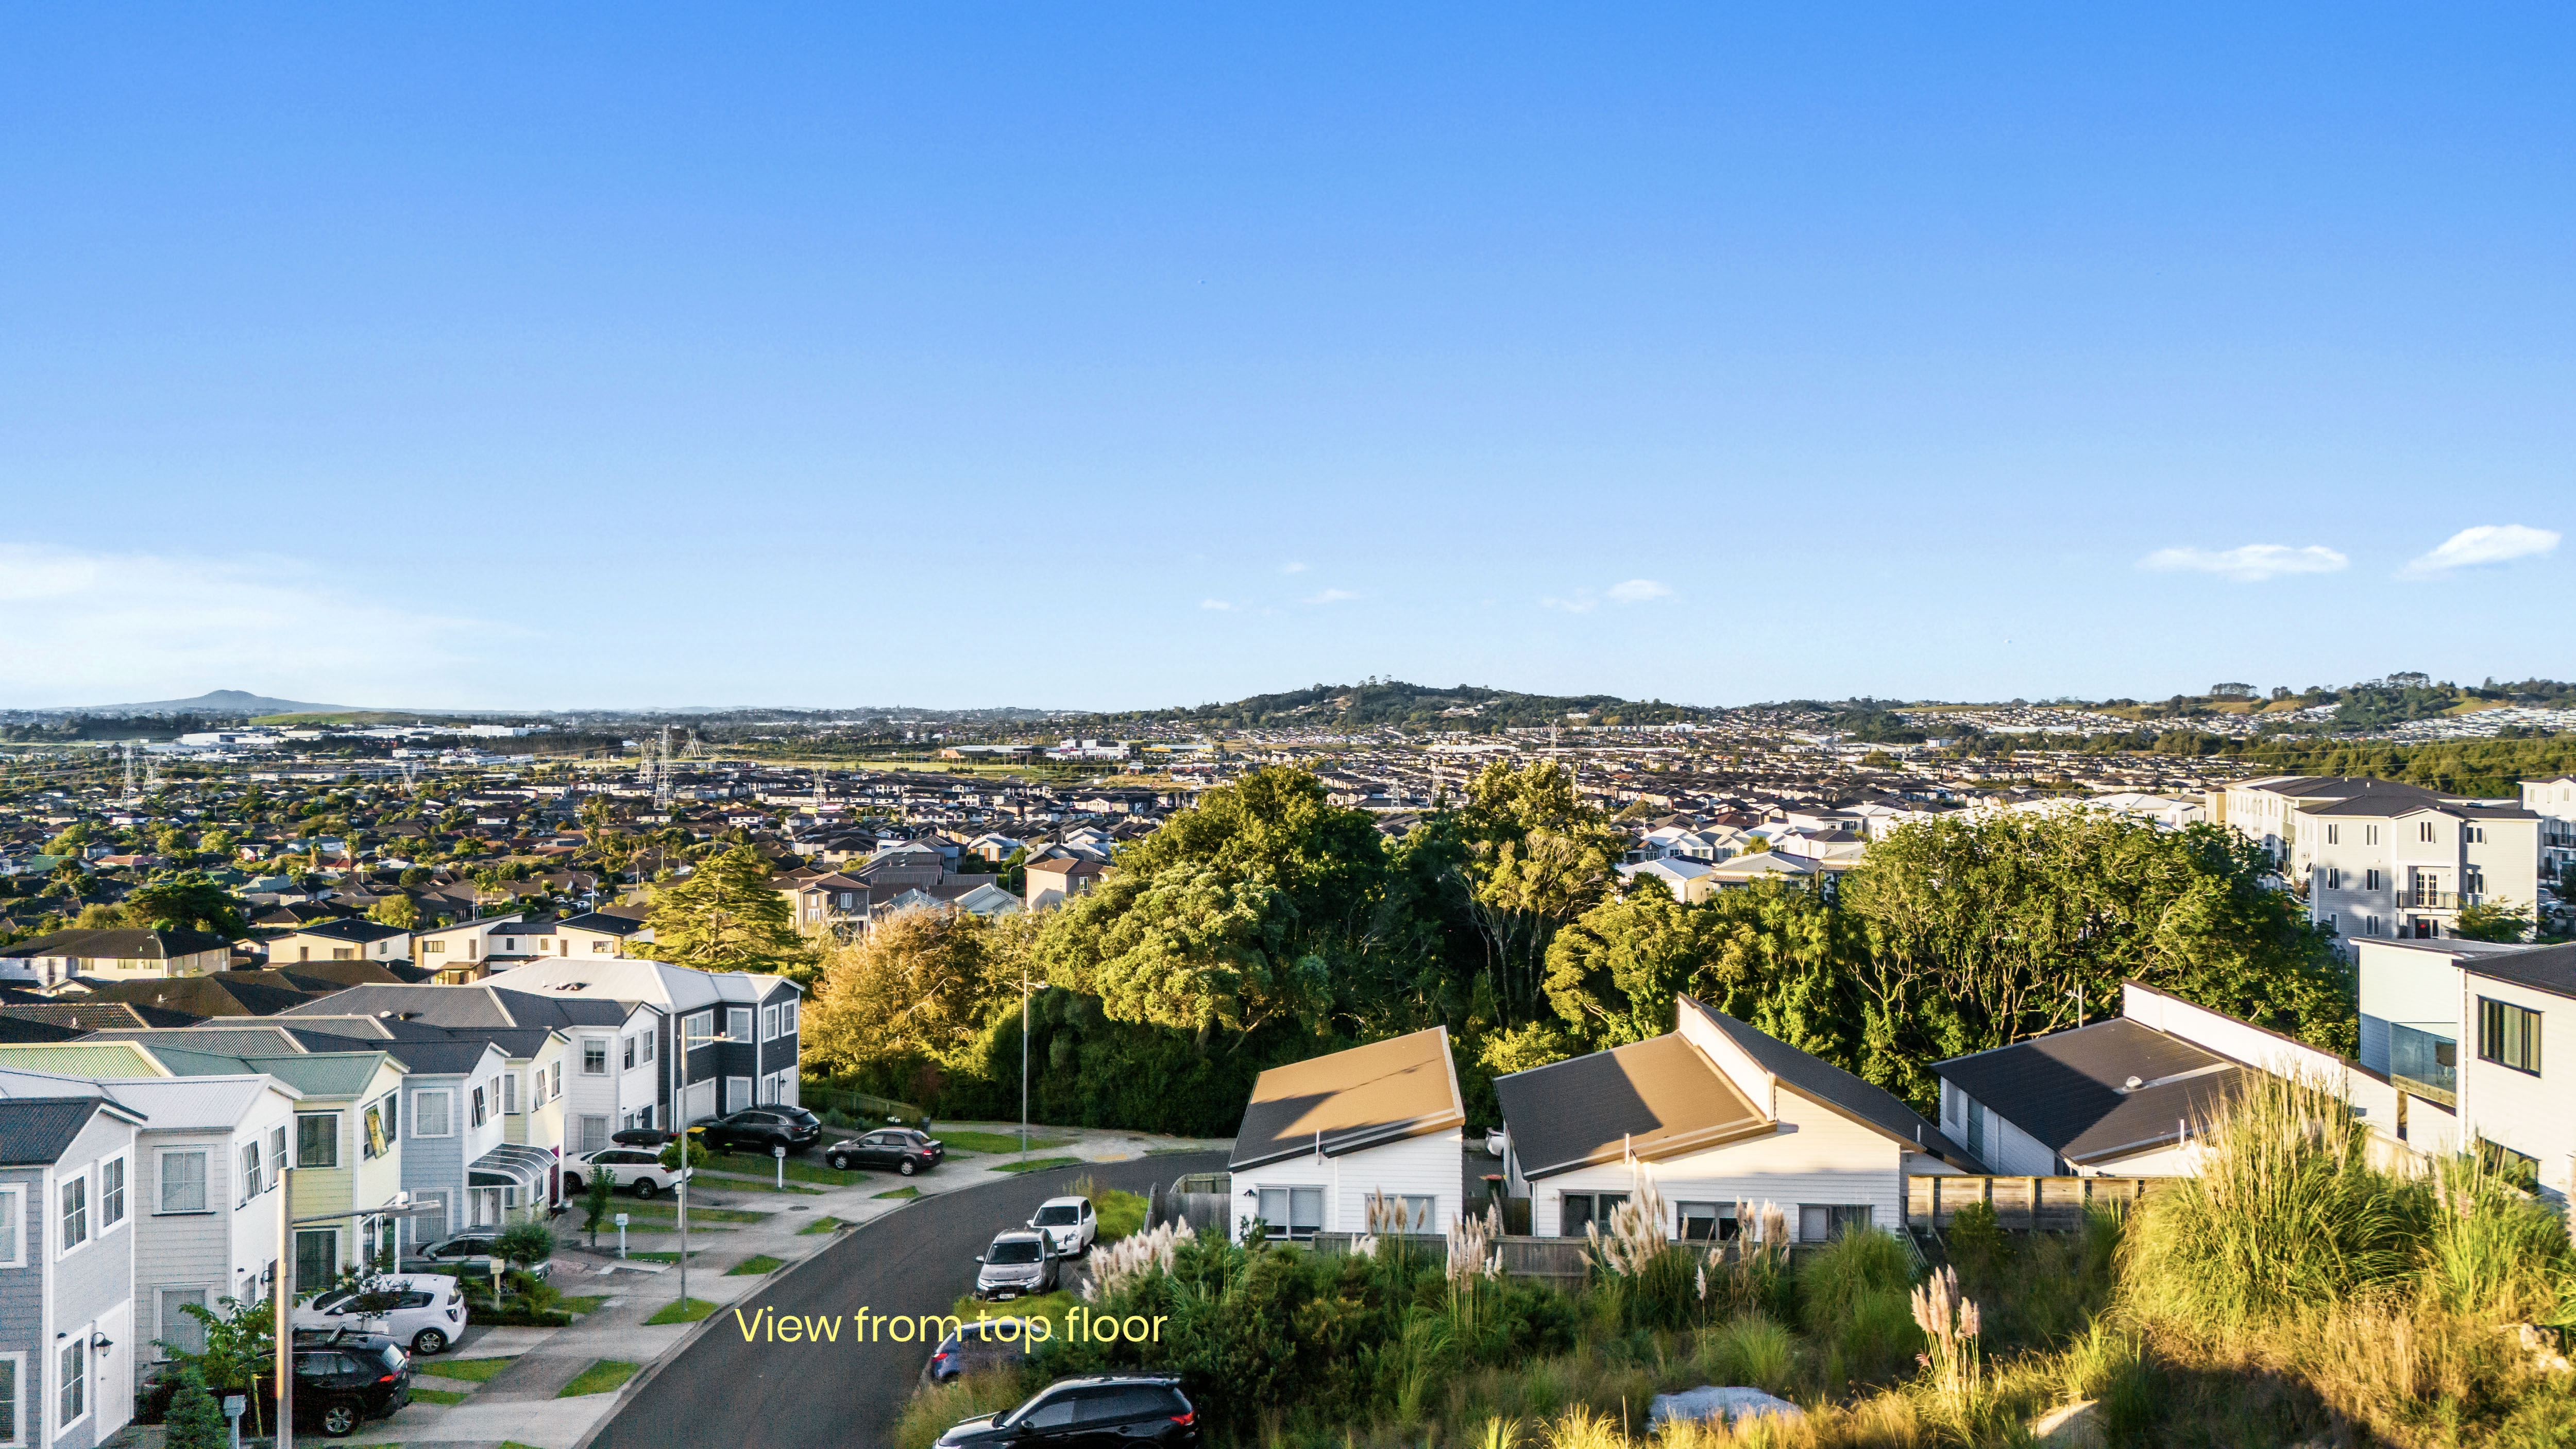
[105,1122,1228,1449]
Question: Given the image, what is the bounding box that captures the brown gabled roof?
[1494,1033,1769,1179]
[1229,1026,1464,1171]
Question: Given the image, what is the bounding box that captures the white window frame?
[98,1152,126,1232]
[726,1007,753,1042]
[156,1149,210,1216]
[58,1172,89,1259]
[551,1062,563,1096]
[296,1112,343,1169]
[781,998,797,1036]
[412,1090,455,1139]
[761,1005,781,1041]
[622,1035,636,1070]
[505,1072,520,1115]
[582,1039,609,1075]
[470,1084,488,1130]
[684,1012,713,1046]
[0,1349,21,1443]
[55,1336,84,1432]
[154,1288,212,1363]
[268,1125,286,1190]
[238,1142,260,1207]
[0,1185,22,1268]
[641,1028,654,1062]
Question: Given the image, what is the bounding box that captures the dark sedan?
[936,1377,1199,1448]
[825,1126,944,1175]
[702,1106,824,1155]
[140,1334,414,1439]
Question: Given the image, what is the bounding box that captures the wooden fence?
[1308,1232,1595,1285]
[1148,1175,1234,1235]
[1906,1175,2159,1232]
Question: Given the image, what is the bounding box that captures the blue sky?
[3,5,2570,711]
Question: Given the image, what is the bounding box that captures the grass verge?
[689,1169,826,1195]
[556,1360,640,1397]
[936,1130,1073,1154]
[874,1187,922,1200]
[612,1200,773,1224]
[558,1295,608,1316]
[409,1387,468,1406]
[897,1370,1027,1449]
[987,1155,1082,1174]
[945,1288,1083,1343]
[728,1254,786,1276]
[416,1357,516,1383]
[626,1250,704,1262]
[643,1297,718,1325]
[800,1215,851,1232]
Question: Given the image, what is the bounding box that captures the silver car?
[973,1229,1059,1301]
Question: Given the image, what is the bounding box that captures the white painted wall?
[2455,971,2576,1203]
[1528,1086,1915,1242]
[1230,1130,1463,1239]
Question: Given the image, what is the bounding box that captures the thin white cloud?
[1545,579,1676,613]
[1540,593,1600,613]
[2138,544,2348,583]
[1280,561,1309,575]
[1302,588,1358,605]
[1199,598,1232,611]
[2400,524,2560,579]
[1607,579,1674,604]
[0,541,520,705]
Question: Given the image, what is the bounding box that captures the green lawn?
[727,1254,785,1275]
[705,1151,860,1185]
[558,1295,609,1316]
[418,1357,517,1383]
[688,1169,825,1195]
[611,1200,773,1224]
[798,1215,850,1233]
[873,1187,921,1200]
[988,1155,1083,1174]
[644,1298,719,1325]
[944,1289,1084,1344]
[936,1130,1074,1154]
[410,1386,469,1405]
[628,1250,705,1262]
[557,1360,641,1396]
[1095,1189,1148,1243]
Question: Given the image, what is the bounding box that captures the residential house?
[263,918,412,967]
[1496,997,1979,1243]
[1614,856,1714,903]
[409,914,531,984]
[550,913,655,961]
[2521,777,2576,881]
[1025,857,1107,912]
[0,1089,146,1448]
[1226,1027,1465,1242]
[2213,776,2544,946]
[488,957,803,1124]
[0,930,230,990]
[1931,982,2404,1177]
[2356,937,2576,1201]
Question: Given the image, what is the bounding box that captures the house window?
[1966,1100,1986,1159]
[332,948,356,961]
[1799,1204,1874,1241]
[2420,821,2437,843]
[2367,825,2380,846]
[1253,1186,1325,1240]
[1362,1192,1435,1233]
[295,1229,337,1291]
[1559,1191,1629,1238]
[269,1125,286,1185]
[725,1075,752,1113]
[2468,825,2486,844]
[2477,1137,2540,1190]
[579,1116,611,1154]
[239,1142,261,1206]
[100,1157,124,1229]
[156,1289,210,1360]
[762,1005,781,1041]
[622,1036,636,1070]
[685,1012,713,1045]
[640,1031,654,1062]
[297,1114,341,1168]
[504,1073,519,1115]
[2478,998,2542,1075]
[781,999,797,1036]
[56,1340,82,1427]
[2366,869,2383,892]
[59,1176,86,1251]
[727,1007,754,1042]
[413,1091,454,1138]
[2326,867,2341,890]
[0,1354,18,1443]
[409,1191,448,1245]
[0,1187,20,1268]
[592,940,611,953]
[551,1062,563,1096]
[470,1085,488,1130]
[1677,1201,1738,1241]
[362,1098,394,1159]
[422,940,446,954]
[159,1151,209,1214]
[583,1040,608,1074]
[2326,824,2340,845]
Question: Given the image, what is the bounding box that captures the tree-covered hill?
[1079,680,1711,732]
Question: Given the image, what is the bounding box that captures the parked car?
[140,1333,415,1439]
[565,1145,686,1198]
[935,1377,1200,1447]
[826,1126,944,1175]
[1028,1195,1098,1258]
[923,1317,1037,1384]
[974,1228,1060,1301]
[400,1230,553,1283]
[702,1106,823,1155]
[293,1273,468,1355]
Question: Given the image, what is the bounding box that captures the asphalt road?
[590,1150,1229,1449]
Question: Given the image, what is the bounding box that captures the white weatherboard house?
[1496,997,1980,1244]
[2358,936,2576,1202]
[1227,1026,1466,1242]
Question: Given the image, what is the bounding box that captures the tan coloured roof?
[1230,1025,1463,1170]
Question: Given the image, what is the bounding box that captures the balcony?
[2397,889,2465,911]
[2389,1023,2457,1107]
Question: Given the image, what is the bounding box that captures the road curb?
[566,1202,905,1449]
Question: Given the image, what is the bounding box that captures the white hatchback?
[1027,1195,1098,1258]
[565,1146,687,1198]
[293,1273,469,1356]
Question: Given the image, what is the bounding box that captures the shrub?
[162,1366,226,1449]
[498,1220,556,1270]
[1702,1312,1796,1394]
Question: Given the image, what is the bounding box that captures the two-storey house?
[2357,936,2576,1202]
[489,957,803,1124]
[0,1085,146,1448]
[2213,776,2543,946]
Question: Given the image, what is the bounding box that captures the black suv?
[140,1334,413,1439]
[703,1106,823,1155]
[937,1377,1199,1447]
[825,1126,944,1175]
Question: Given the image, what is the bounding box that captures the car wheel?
[898,1158,917,1176]
[317,1400,361,1438]
[826,1153,850,1171]
[632,1178,658,1199]
[563,1173,584,1193]
[412,1327,449,1356]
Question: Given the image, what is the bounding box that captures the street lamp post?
[1020,954,1029,1162]
[667,1020,733,1320]
[273,1170,443,1449]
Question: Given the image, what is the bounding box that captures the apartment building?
[489,956,803,1123]
[2212,776,2542,945]
[2522,776,2576,881]
[2356,937,2576,1203]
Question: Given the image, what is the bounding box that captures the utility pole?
[1020,952,1030,1162]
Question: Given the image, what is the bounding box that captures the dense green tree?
[126,873,249,938]
[806,907,1027,1075]
[368,895,419,930]
[1453,760,1623,1020]
[644,844,814,982]
[2454,896,2534,943]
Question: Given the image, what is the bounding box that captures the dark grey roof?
[0,1098,133,1165]
[283,919,409,945]
[1931,1017,2246,1165]
[0,927,230,960]
[557,912,651,937]
[2461,943,2576,1003]
[1494,1033,1768,1180]
[1688,998,1984,1169]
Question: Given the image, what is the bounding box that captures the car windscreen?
[311,1290,360,1312]
[987,1239,1044,1265]
[1033,1206,1080,1226]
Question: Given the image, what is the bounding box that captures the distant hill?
[1080,681,1712,732]
[49,689,360,717]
